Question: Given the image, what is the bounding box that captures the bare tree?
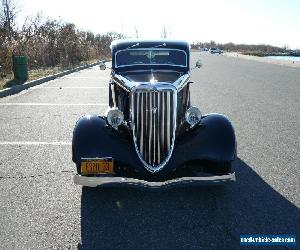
[0,0,19,77]
[134,26,139,38]
[0,0,18,36]
[161,25,167,38]
[283,44,290,51]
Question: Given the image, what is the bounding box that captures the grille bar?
[131,87,176,172]
[157,92,160,164]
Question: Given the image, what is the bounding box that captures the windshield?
[115,49,187,68]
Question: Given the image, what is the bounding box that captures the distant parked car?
[209,47,223,54]
[199,47,208,52]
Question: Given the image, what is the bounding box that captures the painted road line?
[64,76,109,79]
[0,103,107,106]
[0,141,71,145]
[36,86,107,89]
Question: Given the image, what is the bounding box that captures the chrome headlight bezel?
[106,108,124,129]
[185,106,202,127]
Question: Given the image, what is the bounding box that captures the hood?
[112,71,190,92]
[122,71,183,83]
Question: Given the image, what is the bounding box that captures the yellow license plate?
[81,158,114,175]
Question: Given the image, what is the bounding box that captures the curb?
[0,61,102,98]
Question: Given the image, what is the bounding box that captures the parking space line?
[37,87,107,89]
[0,103,107,106]
[64,76,109,79]
[0,141,71,145]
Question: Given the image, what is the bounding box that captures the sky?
[17,0,300,49]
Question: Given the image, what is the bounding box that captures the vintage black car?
[72,39,236,188]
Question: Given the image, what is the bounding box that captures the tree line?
[191,41,289,56]
[0,0,124,78]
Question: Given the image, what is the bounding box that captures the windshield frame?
[114,48,188,69]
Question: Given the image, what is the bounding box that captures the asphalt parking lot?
[0,52,299,249]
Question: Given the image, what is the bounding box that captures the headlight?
[106,108,124,129]
[185,106,202,127]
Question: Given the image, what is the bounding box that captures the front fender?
[160,113,237,174]
[72,115,146,174]
[179,113,236,161]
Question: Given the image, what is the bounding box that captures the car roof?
[111,39,190,51]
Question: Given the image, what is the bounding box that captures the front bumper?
[74,172,236,189]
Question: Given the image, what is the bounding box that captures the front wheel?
[184,160,232,176]
[215,161,232,175]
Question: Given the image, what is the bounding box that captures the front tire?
[215,161,232,175]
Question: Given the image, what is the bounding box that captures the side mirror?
[99,62,106,70]
[195,59,203,68]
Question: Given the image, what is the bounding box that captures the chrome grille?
[131,86,177,173]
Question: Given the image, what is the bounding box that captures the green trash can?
[12,55,28,81]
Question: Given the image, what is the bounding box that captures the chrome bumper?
[74,172,236,189]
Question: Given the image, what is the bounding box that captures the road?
[0,53,299,249]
